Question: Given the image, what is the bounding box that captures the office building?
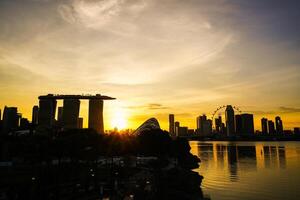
[225,105,235,136]
[202,119,212,136]
[89,99,104,133]
[175,121,180,137]
[196,114,212,136]
[215,116,222,133]
[62,99,80,129]
[268,120,275,134]
[235,114,242,135]
[240,114,254,135]
[1,106,19,134]
[221,123,226,134]
[275,116,283,134]
[169,114,175,136]
[261,118,268,134]
[188,129,195,135]
[20,118,30,130]
[196,114,207,133]
[32,105,39,125]
[38,98,57,127]
[294,128,300,135]
[178,126,188,137]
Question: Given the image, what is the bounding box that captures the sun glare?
[111,110,127,130]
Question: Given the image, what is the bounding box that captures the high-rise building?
[215,116,222,133]
[32,105,39,125]
[196,115,212,136]
[235,114,242,135]
[1,106,19,135]
[225,105,235,136]
[20,118,30,130]
[294,128,300,135]
[188,129,194,135]
[0,109,1,121]
[240,114,254,135]
[202,119,212,136]
[221,123,226,134]
[275,116,283,134]
[38,99,57,127]
[196,114,207,134]
[198,115,213,136]
[169,114,175,136]
[174,121,180,137]
[88,99,104,133]
[178,126,188,137]
[78,117,83,129]
[62,99,80,129]
[268,120,275,134]
[261,118,268,134]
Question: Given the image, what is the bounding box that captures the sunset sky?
[0,0,300,130]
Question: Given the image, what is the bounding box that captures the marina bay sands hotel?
[37,94,116,133]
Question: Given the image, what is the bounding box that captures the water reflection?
[196,142,288,181]
[191,141,300,200]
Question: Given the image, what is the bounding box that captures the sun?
[111,117,126,130]
[111,110,127,130]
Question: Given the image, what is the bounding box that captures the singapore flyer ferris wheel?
[211,105,242,128]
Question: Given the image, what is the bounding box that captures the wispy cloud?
[279,106,300,113]
[126,103,169,110]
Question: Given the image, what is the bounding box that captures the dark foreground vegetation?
[0,129,204,200]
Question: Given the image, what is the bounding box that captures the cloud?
[148,103,169,110]
[248,106,300,115]
[58,4,77,24]
[126,103,169,110]
[279,106,300,113]
[58,0,147,29]
[0,60,46,86]
[250,110,275,115]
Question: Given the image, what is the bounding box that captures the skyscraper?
[268,120,275,134]
[20,118,30,130]
[225,105,235,136]
[174,121,180,137]
[1,106,19,135]
[62,99,80,129]
[32,105,39,125]
[261,118,268,134]
[240,114,254,135]
[88,99,104,133]
[196,114,207,134]
[275,116,283,134]
[169,114,175,136]
[178,126,188,137]
[196,114,212,136]
[202,119,212,136]
[215,116,222,133]
[235,114,242,135]
[38,99,57,127]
